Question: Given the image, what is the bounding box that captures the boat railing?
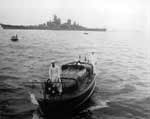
[23,80,74,87]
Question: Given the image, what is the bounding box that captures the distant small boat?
[83,32,88,35]
[11,35,18,41]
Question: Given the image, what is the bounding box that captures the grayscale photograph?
[0,0,150,119]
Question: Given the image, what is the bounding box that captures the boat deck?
[39,61,95,101]
[37,61,96,112]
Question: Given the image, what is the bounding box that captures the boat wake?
[80,100,109,114]
[87,101,108,111]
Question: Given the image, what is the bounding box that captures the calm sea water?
[0,30,150,119]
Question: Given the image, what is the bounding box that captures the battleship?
[0,15,106,31]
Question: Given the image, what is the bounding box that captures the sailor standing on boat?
[88,52,97,74]
[49,61,62,95]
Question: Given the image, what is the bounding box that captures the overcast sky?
[0,0,149,31]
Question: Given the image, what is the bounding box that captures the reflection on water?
[30,93,109,119]
[1,30,150,119]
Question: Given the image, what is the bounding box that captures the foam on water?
[29,93,39,106]
[87,100,109,111]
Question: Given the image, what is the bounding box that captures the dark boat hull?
[11,39,18,41]
[38,77,96,113]
[1,24,106,31]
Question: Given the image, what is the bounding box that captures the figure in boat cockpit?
[78,55,81,62]
[48,61,62,95]
[88,52,97,74]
